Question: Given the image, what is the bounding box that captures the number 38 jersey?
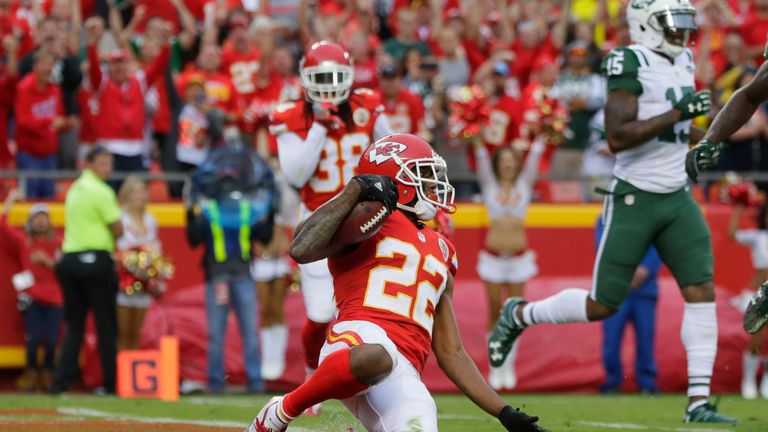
[328,211,458,372]
[270,89,388,211]
[601,44,696,193]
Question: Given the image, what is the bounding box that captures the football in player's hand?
[332,201,389,245]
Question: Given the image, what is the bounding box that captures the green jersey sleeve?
[601,47,644,95]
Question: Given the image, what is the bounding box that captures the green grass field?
[0,393,767,431]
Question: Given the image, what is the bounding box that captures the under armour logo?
[489,341,504,362]
[374,182,383,192]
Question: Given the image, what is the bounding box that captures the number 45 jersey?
[601,44,696,193]
[328,210,459,373]
[269,89,388,211]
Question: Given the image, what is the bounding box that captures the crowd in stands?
[1,0,768,202]
[4,0,768,398]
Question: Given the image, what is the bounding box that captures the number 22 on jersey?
[310,132,367,193]
[364,238,449,334]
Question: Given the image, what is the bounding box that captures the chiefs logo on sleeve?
[368,140,407,165]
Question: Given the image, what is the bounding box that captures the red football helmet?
[358,133,456,220]
[300,41,354,106]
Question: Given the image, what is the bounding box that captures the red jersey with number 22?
[328,211,459,372]
[269,89,384,210]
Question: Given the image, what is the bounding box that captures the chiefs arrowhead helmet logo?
[368,141,407,165]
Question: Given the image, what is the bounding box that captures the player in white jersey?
[687,30,768,340]
[489,0,737,423]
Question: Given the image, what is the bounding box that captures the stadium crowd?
[0,0,766,202]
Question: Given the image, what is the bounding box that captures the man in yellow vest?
[187,146,278,393]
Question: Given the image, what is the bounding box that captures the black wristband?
[498,405,514,422]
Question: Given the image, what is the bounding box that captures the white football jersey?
[602,44,696,193]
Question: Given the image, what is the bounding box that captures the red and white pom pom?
[720,172,759,207]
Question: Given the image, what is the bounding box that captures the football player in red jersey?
[268,41,393,412]
[245,133,547,432]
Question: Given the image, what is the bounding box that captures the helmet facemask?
[300,61,354,106]
[393,154,456,221]
[648,8,697,57]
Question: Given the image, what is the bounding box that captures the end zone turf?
[0,393,766,431]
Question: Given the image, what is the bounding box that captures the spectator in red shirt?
[217,10,261,103]
[0,0,34,59]
[3,189,63,393]
[134,0,183,34]
[15,49,68,199]
[0,35,18,169]
[477,61,521,152]
[177,42,238,120]
[741,0,768,65]
[379,63,426,137]
[18,16,84,171]
[241,60,284,153]
[84,18,170,188]
[272,46,301,101]
[346,27,379,90]
[510,19,562,88]
[428,0,491,73]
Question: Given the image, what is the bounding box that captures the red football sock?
[301,319,330,370]
[282,348,368,418]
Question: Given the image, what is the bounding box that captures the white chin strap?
[412,200,437,221]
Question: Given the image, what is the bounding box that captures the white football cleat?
[244,396,291,432]
[760,374,768,399]
[488,366,503,390]
[502,365,517,390]
[742,379,758,400]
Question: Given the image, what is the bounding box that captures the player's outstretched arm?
[432,276,547,432]
[704,61,768,144]
[686,62,768,182]
[289,175,398,263]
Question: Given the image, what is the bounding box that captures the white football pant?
[319,320,438,432]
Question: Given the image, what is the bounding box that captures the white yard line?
[574,422,649,430]
[437,414,490,421]
[58,407,310,431]
[575,420,731,432]
[184,397,261,408]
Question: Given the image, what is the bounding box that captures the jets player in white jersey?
[489,0,737,423]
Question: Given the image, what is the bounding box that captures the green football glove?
[685,139,723,183]
[674,90,712,121]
